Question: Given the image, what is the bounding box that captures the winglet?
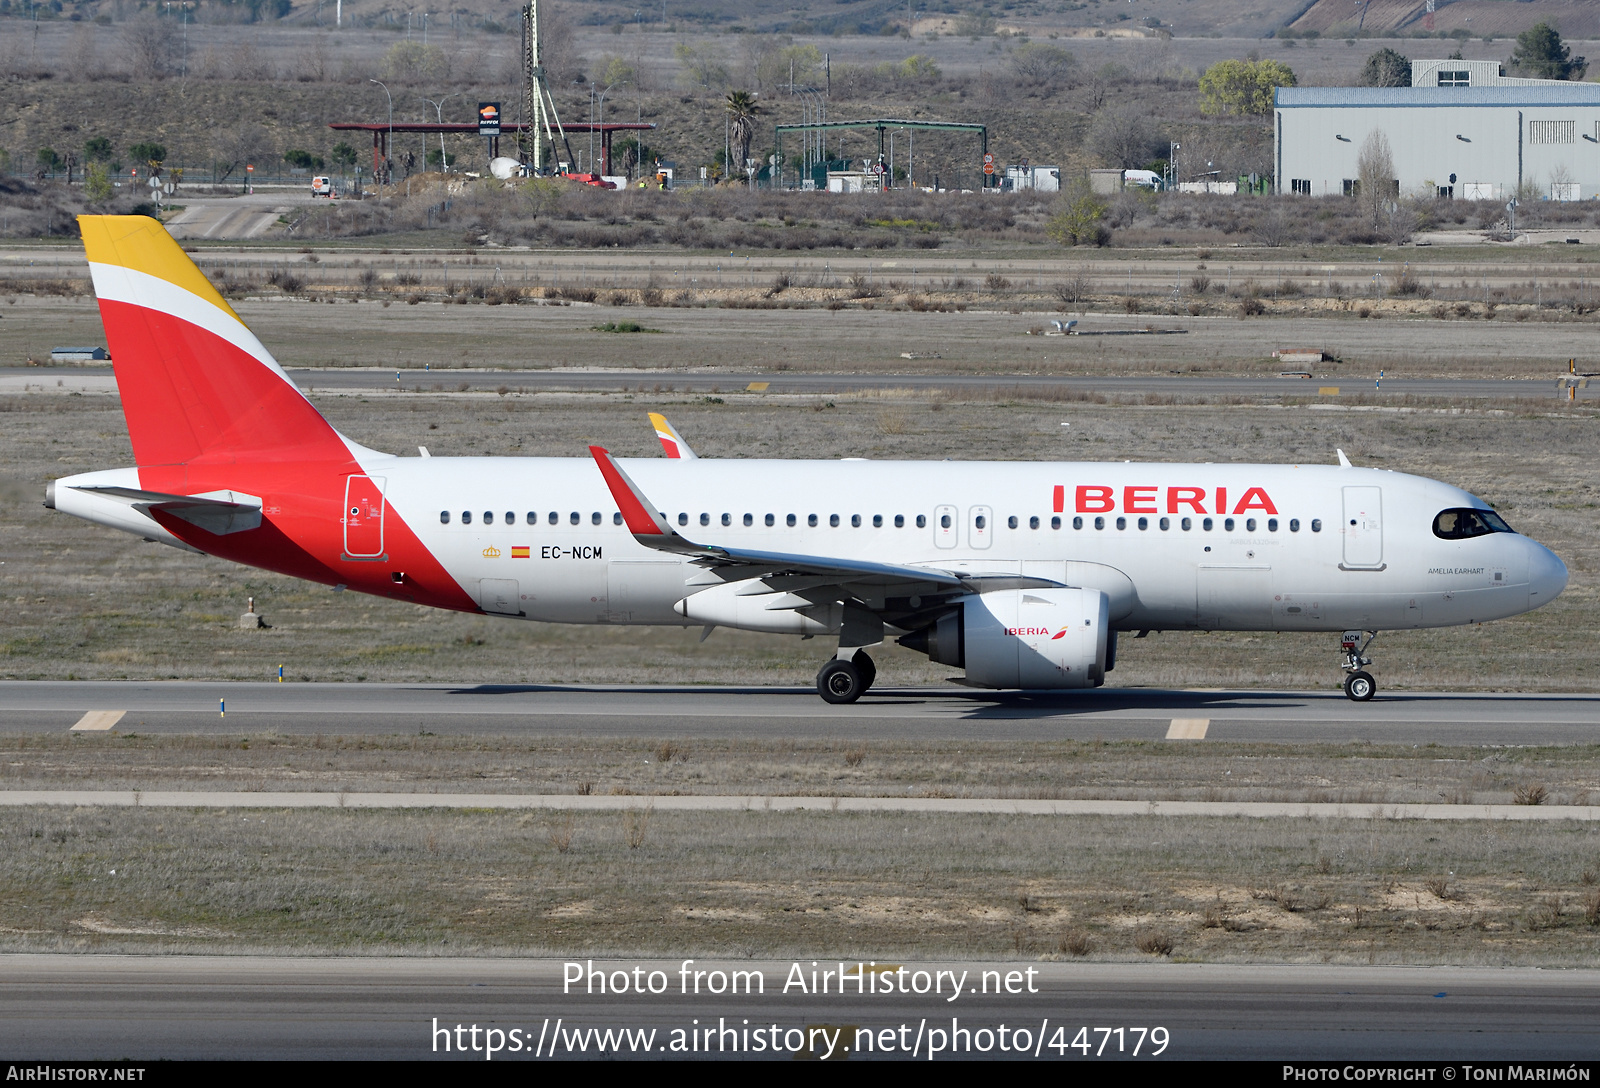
[1336,448,1353,468]
[648,412,699,459]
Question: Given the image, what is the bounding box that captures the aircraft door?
[1342,486,1384,569]
[343,475,386,558]
[934,504,958,549]
[969,505,993,550]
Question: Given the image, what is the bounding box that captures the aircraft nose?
[1527,541,1568,606]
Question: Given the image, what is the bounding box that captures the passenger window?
[939,514,951,529]
[1115,517,1126,530]
[440,511,450,524]
[1050,516,1060,530]
[1202,517,1213,531]
[830,514,840,527]
[743,513,753,527]
[1073,516,1083,530]
[787,514,797,527]
[765,513,775,527]
[722,513,731,527]
[916,514,927,528]
[591,512,601,525]
[1029,516,1040,530]
[1159,517,1170,531]
[505,512,515,525]
[613,512,623,526]
[1094,517,1105,530]
[1245,518,1256,532]
[975,515,987,530]
[1267,518,1278,532]
[808,514,819,527]
[570,512,580,525]
[678,513,688,527]
[1006,516,1017,529]
[1137,517,1148,531]
[1289,518,1300,532]
[548,511,558,525]
[1311,519,1322,532]
[527,512,537,525]
[850,514,861,527]
[894,515,905,528]
[462,511,473,525]
[701,513,711,527]
[1224,517,1235,532]
[873,514,883,528]
[483,511,494,525]
[1181,517,1191,531]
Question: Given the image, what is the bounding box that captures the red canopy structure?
[329,122,655,180]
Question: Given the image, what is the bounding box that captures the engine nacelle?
[899,588,1110,689]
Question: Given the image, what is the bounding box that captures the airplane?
[48,216,1569,705]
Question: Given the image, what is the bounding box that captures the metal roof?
[1278,85,1600,108]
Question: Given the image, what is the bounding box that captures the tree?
[673,41,730,90]
[128,142,167,166]
[1007,42,1077,87]
[1045,180,1110,247]
[1198,59,1297,117]
[1356,130,1395,226]
[83,137,113,162]
[381,41,449,84]
[1088,107,1163,170]
[36,148,62,177]
[598,55,635,87]
[1508,21,1586,80]
[330,143,358,175]
[85,161,113,204]
[725,90,760,175]
[284,149,325,170]
[1359,48,1411,87]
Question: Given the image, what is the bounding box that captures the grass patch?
[590,321,663,334]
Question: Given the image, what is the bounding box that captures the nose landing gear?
[1340,630,1378,701]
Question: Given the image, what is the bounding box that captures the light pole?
[420,92,461,172]
[1168,140,1179,190]
[596,80,629,179]
[370,79,394,190]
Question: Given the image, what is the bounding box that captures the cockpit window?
[1433,507,1514,540]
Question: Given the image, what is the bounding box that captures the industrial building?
[1275,68,1600,201]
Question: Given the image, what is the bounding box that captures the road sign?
[982,153,995,177]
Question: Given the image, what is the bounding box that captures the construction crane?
[521,0,576,174]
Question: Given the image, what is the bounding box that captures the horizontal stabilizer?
[71,485,263,536]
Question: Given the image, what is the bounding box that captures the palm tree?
[725,90,760,177]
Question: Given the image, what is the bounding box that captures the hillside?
[1288,0,1600,40]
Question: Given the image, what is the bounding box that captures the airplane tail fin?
[79,215,347,468]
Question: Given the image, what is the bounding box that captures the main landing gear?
[817,651,876,704]
[1340,630,1378,702]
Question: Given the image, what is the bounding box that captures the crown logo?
[482,546,501,558]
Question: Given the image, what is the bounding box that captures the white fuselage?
[368,456,1566,634]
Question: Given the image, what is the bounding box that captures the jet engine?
[898,588,1111,689]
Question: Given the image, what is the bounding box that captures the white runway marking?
[1166,717,1210,739]
[69,710,125,732]
[3,790,1599,820]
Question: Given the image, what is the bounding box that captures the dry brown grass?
[5,806,1596,962]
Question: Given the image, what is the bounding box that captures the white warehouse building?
[1275,78,1600,201]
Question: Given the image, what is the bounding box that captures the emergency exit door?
[343,475,386,558]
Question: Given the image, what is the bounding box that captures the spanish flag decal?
[512,546,531,558]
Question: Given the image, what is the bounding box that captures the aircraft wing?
[588,446,963,591]
[648,412,698,459]
[69,485,263,536]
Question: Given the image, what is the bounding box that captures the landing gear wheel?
[852,651,877,692]
[817,658,866,704]
[1343,670,1377,702]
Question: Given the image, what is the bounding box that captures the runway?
[6,957,1597,1060]
[1,367,1590,403]
[4,682,1599,744]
